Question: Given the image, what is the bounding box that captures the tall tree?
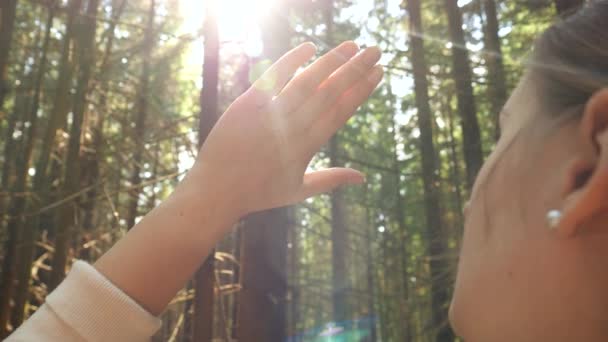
[49,0,100,290]
[29,0,80,214]
[555,0,585,16]
[440,90,465,234]
[0,3,36,332]
[482,0,507,140]
[391,109,411,341]
[236,3,292,340]
[8,3,81,323]
[5,1,59,330]
[0,58,32,338]
[287,218,299,337]
[444,0,483,189]
[237,210,290,341]
[322,0,350,324]
[0,56,29,338]
[0,0,18,112]
[364,188,377,342]
[126,0,156,229]
[79,0,128,257]
[407,0,454,340]
[192,3,219,341]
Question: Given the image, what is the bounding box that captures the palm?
[195,41,383,216]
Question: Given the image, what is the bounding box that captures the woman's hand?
[188,41,383,219]
[93,42,382,316]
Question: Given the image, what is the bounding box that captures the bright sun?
[178,0,277,57]
[175,0,278,172]
[177,0,279,88]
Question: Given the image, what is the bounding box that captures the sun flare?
[177,0,279,88]
[175,0,278,172]
[178,0,277,48]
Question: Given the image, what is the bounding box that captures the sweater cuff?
[46,260,161,342]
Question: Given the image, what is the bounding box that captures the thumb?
[293,168,365,203]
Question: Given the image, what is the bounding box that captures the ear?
[558,89,608,237]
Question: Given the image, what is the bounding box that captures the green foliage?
[0,0,558,340]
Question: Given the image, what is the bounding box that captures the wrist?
[94,176,237,315]
[170,166,241,240]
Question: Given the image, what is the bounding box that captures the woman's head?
[450,1,608,340]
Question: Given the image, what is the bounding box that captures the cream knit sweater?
[6,261,161,341]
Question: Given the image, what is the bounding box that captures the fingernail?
[362,46,382,65]
[367,65,384,83]
[348,172,366,185]
[349,178,365,185]
[300,42,317,53]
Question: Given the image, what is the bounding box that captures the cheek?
[450,211,546,340]
[454,229,608,340]
[449,125,588,339]
[450,135,537,337]
[450,202,509,338]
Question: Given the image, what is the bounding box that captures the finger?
[243,42,317,106]
[310,65,384,147]
[291,168,365,202]
[300,47,381,121]
[272,41,360,114]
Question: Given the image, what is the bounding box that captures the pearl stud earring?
[546,209,562,230]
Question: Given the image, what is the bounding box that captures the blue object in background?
[286,316,377,342]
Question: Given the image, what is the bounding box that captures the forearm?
[92,41,381,317]
[93,170,234,315]
[6,42,381,342]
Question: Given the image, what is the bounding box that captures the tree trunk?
[441,89,465,236]
[126,0,156,229]
[482,0,507,140]
[322,0,350,324]
[0,49,29,223]
[30,0,80,206]
[444,0,483,190]
[287,219,299,337]
[0,0,18,112]
[329,149,349,322]
[0,102,18,220]
[0,69,27,340]
[391,115,411,341]
[364,189,377,342]
[98,0,127,234]
[235,4,291,340]
[555,0,584,16]
[237,210,290,341]
[407,1,454,340]
[8,3,81,322]
[378,217,390,341]
[80,0,126,260]
[192,3,219,341]
[229,228,242,339]
[181,281,194,341]
[8,3,58,329]
[49,0,100,290]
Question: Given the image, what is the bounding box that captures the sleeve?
[6,261,162,342]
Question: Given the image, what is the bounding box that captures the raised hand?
[189,41,383,219]
[92,42,382,317]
